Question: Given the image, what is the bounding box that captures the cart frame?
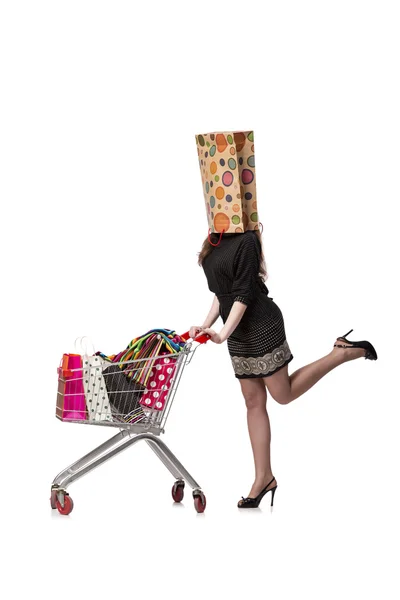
[50,332,208,514]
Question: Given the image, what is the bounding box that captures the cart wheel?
[172,481,185,503]
[50,489,58,509]
[193,492,206,513]
[56,494,74,516]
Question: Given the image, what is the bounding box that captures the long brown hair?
[197,230,268,282]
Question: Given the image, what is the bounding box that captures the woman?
[190,229,378,509]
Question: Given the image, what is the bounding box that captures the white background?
[1,0,399,598]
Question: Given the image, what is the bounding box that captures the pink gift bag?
[139,353,177,411]
[56,353,87,421]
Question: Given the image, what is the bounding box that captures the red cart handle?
[181,330,210,344]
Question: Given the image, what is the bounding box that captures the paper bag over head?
[195,131,259,234]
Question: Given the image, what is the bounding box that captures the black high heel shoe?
[334,329,378,360]
[238,476,277,508]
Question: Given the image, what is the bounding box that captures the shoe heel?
[270,486,277,507]
[342,328,353,338]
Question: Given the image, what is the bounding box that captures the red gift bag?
[139,352,177,411]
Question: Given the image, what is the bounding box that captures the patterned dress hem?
[234,354,294,380]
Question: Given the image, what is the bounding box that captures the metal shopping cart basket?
[50,331,209,515]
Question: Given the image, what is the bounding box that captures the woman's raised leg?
[264,341,365,405]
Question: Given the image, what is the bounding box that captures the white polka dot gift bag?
[82,355,113,422]
[139,353,177,411]
[77,337,113,423]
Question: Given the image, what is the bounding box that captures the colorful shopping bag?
[56,353,87,421]
[139,352,177,411]
[96,329,186,415]
[82,355,113,423]
[107,330,183,387]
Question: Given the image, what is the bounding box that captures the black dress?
[202,230,293,379]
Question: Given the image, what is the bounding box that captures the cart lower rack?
[50,331,209,514]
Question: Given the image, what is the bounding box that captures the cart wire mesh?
[56,334,205,434]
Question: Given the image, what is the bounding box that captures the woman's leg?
[239,378,278,499]
[264,341,365,405]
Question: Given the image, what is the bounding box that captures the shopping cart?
[50,331,209,515]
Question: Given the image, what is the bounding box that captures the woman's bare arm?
[201,300,247,344]
[201,294,220,328]
[219,301,247,341]
[190,295,221,339]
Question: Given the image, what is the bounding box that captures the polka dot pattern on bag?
[139,354,178,411]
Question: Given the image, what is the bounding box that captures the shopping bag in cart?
[102,363,146,424]
[98,332,165,421]
[69,336,113,423]
[98,329,186,417]
[82,355,113,423]
[139,351,177,411]
[124,330,185,411]
[123,333,164,387]
[56,353,87,421]
[107,329,184,385]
